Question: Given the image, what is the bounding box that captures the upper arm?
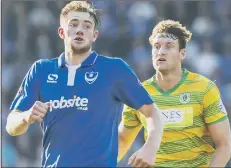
[138,103,160,118]
[113,59,153,109]
[208,119,231,147]
[203,81,231,146]
[203,81,228,125]
[10,61,41,111]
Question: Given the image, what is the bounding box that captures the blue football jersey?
[10,51,153,167]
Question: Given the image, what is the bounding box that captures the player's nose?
[158,46,167,56]
[75,26,84,35]
[76,29,84,36]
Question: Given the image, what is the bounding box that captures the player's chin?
[155,65,169,72]
[72,45,90,54]
[72,41,85,47]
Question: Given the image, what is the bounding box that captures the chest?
[37,67,117,121]
[138,92,204,130]
[38,67,118,129]
[39,68,113,101]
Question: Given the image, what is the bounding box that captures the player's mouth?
[74,37,84,42]
[157,58,166,62]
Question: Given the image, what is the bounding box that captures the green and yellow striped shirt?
[122,69,228,167]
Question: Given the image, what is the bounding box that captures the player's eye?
[154,45,160,49]
[167,45,173,48]
[69,23,78,27]
[83,25,91,29]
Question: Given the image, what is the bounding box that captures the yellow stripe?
[174,83,205,92]
[155,144,214,162]
[183,126,207,137]
[207,116,228,126]
[199,163,209,167]
[205,113,227,124]
[203,87,219,108]
[146,127,206,143]
[160,131,199,143]
[122,120,140,127]
[144,85,159,95]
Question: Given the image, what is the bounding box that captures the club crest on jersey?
[85,71,98,84]
[179,93,191,104]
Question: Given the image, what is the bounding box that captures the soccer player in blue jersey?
[6,1,163,167]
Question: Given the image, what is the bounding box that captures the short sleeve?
[203,81,228,125]
[10,61,41,111]
[113,59,153,110]
[122,105,141,129]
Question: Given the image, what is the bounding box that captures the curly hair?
[60,1,100,29]
[149,20,192,49]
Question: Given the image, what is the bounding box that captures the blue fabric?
[10,51,153,167]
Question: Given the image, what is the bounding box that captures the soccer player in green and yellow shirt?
[118,20,231,167]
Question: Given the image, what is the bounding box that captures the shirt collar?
[58,51,98,68]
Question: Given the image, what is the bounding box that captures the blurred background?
[2,0,231,167]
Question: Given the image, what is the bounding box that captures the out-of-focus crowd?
[2,1,231,167]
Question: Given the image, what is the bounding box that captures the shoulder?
[97,55,132,73]
[31,57,59,71]
[97,55,126,66]
[186,70,217,92]
[28,58,59,76]
[142,77,153,89]
[36,57,59,66]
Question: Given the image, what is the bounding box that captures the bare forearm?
[6,111,30,136]
[144,108,163,151]
[209,146,231,167]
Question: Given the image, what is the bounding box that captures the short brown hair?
[60,1,100,29]
[149,20,192,49]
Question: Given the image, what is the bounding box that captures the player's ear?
[92,30,99,42]
[180,48,186,61]
[58,27,65,39]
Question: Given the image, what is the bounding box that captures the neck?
[65,49,91,66]
[155,68,183,92]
